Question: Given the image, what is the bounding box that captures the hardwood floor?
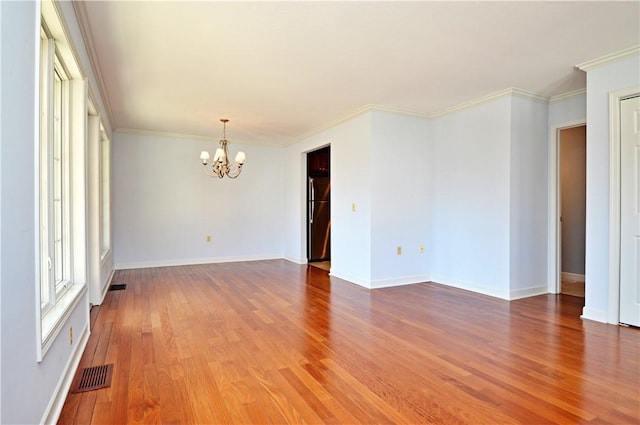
[561,279,586,298]
[58,260,639,424]
[308,261,331,272]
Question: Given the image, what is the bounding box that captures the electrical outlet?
[69,326,73,345]
[419,244,425,254]
[397,246,402,255]
[206,235,212,243]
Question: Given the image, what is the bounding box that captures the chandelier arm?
[202,165,217,178]
[226,165,242,179]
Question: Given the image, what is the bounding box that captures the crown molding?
[429,88,512,117]
[576,45,640,71]
[367,104,431,119]
[283,105,373,145]
[429,87,549,118]
[287,87,554,145]
[510,88,549,103]
[116,127,219,143]
[549,88,586,104]
[72,1,117,130]
[283,104,432,146]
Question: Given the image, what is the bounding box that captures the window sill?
[39,283,86,361]
[100,248,111,264]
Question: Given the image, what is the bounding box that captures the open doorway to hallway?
[559,125,586,299]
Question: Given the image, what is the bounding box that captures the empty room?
[1,1,639,424]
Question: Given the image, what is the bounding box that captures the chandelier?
[199,118,246,179]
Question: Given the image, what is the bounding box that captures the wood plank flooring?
[58,260,639,424]
[561,279,586,298]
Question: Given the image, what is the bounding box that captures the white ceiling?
[76,1,640,147]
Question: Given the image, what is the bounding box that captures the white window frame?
[37,16,87,361]
[40,34,74,316]
[99,130,111,260]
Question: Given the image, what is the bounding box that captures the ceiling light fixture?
[199,118,246,179]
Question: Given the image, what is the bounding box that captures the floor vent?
[71,364,114,393]
[109,283,127,291]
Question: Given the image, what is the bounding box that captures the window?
[100,129,111,258]
[38,14,87,360]
[40,34,73,313]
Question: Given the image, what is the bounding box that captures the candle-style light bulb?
[214,148,225,162]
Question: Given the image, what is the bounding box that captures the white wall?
[284,110,432,289]
[370,111,431,287]
[583,53,640,322]
[549,92,586,128]
[430,97,512,298]
[113,132,284,268]
[509,95,549,298]
[0,3,91,423]
[284,112,373,284]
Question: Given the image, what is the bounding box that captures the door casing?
[608,86,640,324]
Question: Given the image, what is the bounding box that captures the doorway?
[558,125,586,299]
[619,95,640,326]
[307,146,331,268]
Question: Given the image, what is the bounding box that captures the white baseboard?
[430,276,511,300]
[283,256,307,265]
[115,254,282,270]
[509,285,548,300]
[41,322,90,425]
[370,274,430,289]
[96,268,115,306]
[581,306,608,323]
[328,270,371,289]
[561,272,585,282]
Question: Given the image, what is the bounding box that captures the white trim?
[370,274,430,289]
[509,285,548,300]
[284,256,307,265]
[550,89,587,104]
[430,276,510,300]
[577,45,640,71]
[284,105,374,146]
[287,87,551,146]
[328,271,371,289]
[561,272,585,282]
[510,88,549,103]
[41,0,82,79]
[119,87,556,148]
[71,0,116,130]
[607,86,640,325]
[115,254,283,270]
[580,306,608,323]
[40,321,90,425]
[40,284,86,360]
[95,267,115,307]
[116,127,223,144]
[547,119,586,295]
[429,87,548,118]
